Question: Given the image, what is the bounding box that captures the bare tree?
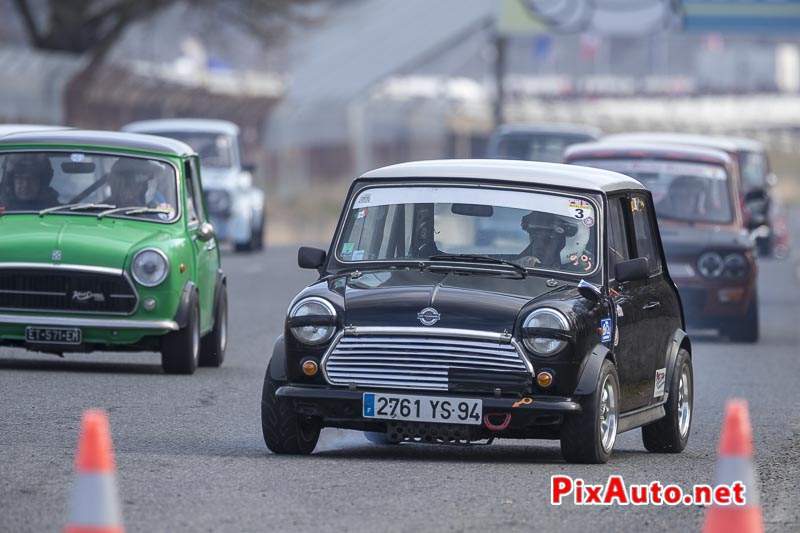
[12,0,327,69]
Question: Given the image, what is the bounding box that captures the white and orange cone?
[65,409,124,533]
[702,399,764,533]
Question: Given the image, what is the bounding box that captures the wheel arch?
[665,329,691,397]
[267,335,287,382]
[173,281,199,329]
[574,344,616,395]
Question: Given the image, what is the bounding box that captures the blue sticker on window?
[600,318,612,343]
[363,393,375,417]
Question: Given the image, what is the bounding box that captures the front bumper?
[0,313,178,331]
[274,384,581,434]
[0,313,178,349]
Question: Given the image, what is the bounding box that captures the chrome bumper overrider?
[0,313,178,331]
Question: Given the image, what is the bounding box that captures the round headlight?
[697,252,724,279]
[289,297,337,345]
[523,308,569,356]
[723,253,748,280]
[132,248,169,287]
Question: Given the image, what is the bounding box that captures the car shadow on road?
[0,357,164,375]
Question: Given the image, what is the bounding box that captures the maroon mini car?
[565,142,759,342]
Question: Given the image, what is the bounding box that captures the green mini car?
[0,130,227,374]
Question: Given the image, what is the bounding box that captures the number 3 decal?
[574,208,584,219]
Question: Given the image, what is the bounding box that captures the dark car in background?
[486,123,602,163]
[261,159,693,464]
[603,132,778,256]
[565,142,759,342]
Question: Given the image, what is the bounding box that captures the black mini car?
[261,160,693,463]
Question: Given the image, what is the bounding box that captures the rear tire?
[642,349,693,453]
[724,293,759,343]
[160,300,200,375]
[560,359,619,464]
[261,370,321,454]
[199,284,227,367]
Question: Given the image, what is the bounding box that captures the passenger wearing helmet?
[105,158,164,208]
[0,154,60,210]
[518,211,579,269]
[657,175,708,220]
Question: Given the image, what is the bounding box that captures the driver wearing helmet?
[657,175,708,219]
[106,158,168,208]
[0,154,60,210]
[518,211,579,269]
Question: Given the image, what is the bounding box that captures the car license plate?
[363,392,482,425]
[25,327,82,345]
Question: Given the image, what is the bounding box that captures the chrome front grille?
[0,266,138,315]
[323,330,530,391]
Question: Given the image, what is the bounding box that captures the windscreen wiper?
[39,203,116,217]
[97,206,172,219]
[427,254,527,277]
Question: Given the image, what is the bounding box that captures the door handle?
[642,301,661,310]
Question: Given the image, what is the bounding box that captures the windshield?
[336,186,599,275]
[147,131,233,168]
[0,151,178,221]
[572,158,733,224]
[492,133,596,163]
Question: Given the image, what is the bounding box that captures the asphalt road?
[2,214,799,533]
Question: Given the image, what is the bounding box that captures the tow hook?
[483,413,511,431]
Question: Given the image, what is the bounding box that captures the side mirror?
[197,222,215,242]
[298,246,326,270]
[615,257,649,283]
[744,189,766,203]
[766,172,778,188]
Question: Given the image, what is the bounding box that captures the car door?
[186,156,218,333]
[628,193,674,407]
[606,194,652,412]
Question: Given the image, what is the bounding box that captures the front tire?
[160,300,200,375]
[199,284,228,367]
[261,370,321,454]
[642,349,693,453]
[560,359,619,464]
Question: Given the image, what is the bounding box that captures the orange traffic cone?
[65,409,124,533]
[702,399,764,533]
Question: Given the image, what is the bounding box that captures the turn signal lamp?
[302,359,319,376]
[537,371,554,388]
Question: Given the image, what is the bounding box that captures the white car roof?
[359,159,645,194]
[122,119,240,136]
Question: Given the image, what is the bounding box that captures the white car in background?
[122,118,266,252]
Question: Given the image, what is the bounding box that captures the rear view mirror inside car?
[451,203,494,217]
[61,162,96,174]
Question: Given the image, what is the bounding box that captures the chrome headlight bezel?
[288,297,338,345]
[131,248,169,287]
[522,308,570,357]
[697,252,724,279]
[722,253,748,280]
